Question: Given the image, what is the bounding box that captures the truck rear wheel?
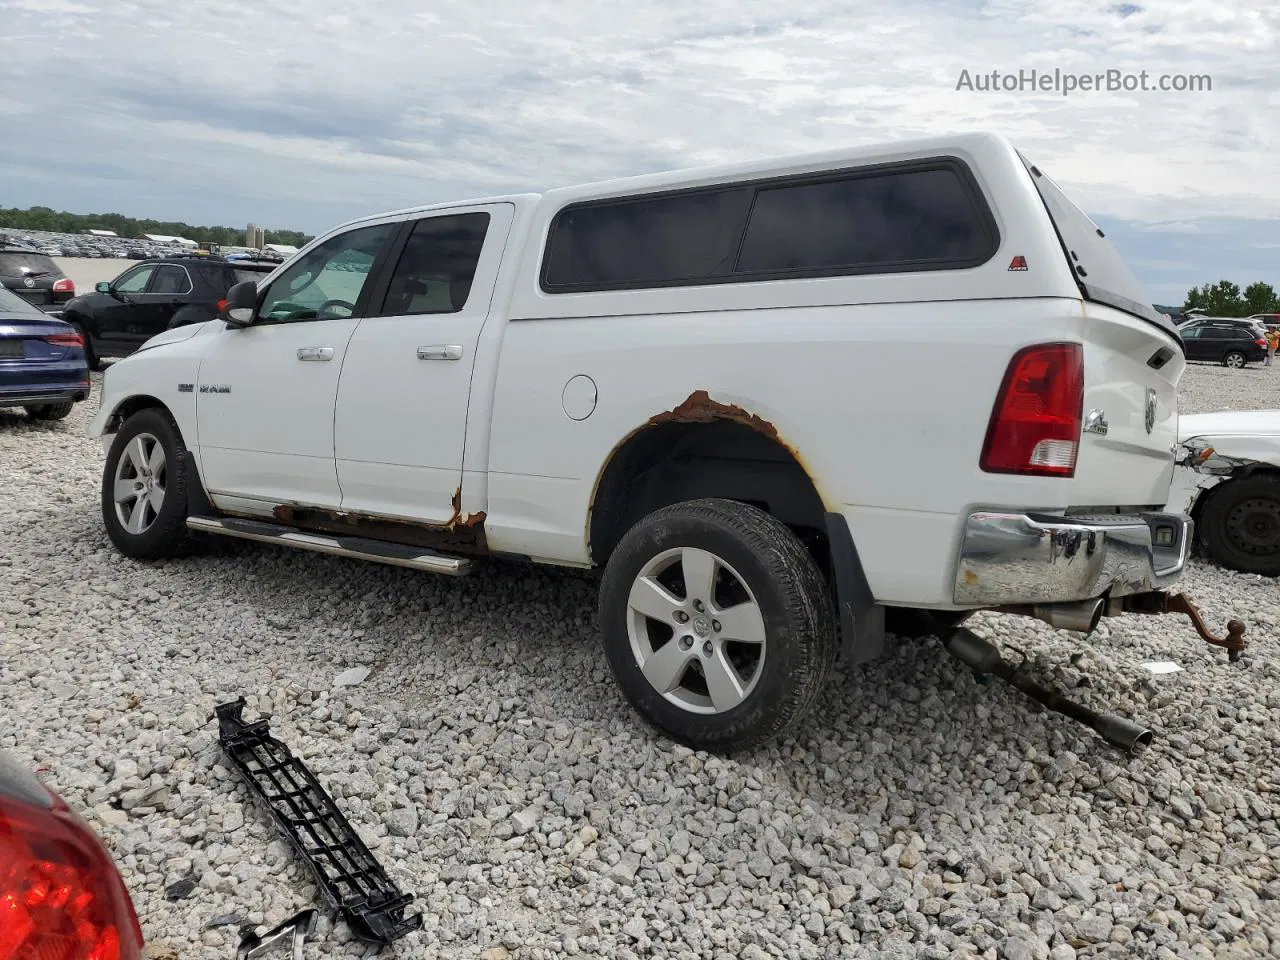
[1199,474,1280,576]
[598,498,836,752]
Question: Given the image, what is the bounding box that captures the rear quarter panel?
[480,136,1109,604]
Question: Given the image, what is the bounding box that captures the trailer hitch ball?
[1117,591,1247,662]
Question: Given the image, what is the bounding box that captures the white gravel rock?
[1,364,1278,960]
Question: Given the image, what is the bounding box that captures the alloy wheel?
[626,546,767,714]
[112,433,167,535]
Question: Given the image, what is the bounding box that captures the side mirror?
[95,281,112,294]
[222,279,259,327]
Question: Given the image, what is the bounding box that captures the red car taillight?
[980,342,1084,477]
[43,333,84,348]
[0,792,143,960]
[1255,338,1268,347]
[215,299,227,313]
[52,279,75,294]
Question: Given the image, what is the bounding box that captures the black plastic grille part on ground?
[214,698,423,945]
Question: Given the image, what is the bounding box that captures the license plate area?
[0,341,25,359]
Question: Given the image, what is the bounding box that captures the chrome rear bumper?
[954,511,1191,606]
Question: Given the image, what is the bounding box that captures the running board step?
[186,515,474,575]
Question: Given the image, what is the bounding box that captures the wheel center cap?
[692,615,712,638]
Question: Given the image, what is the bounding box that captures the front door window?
[114,265,156,293]
[257,224,394,324]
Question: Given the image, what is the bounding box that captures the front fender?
[136,322,206,353]
[86,325,210,445]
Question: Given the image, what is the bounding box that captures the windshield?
[0,250,60,279]
[1017,155,1176,339]
[0,284,47,318]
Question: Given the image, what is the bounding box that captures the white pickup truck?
[90,133,1205,750]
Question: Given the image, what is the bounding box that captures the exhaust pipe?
[996,598,1104,634]
[944,627,1153,753]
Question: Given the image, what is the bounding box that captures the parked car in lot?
[1179,318,1270,367]
[0,750,144,960]
[1169,410,1280,576]
[0,286,90,420]
[0,246,75,309]
[60,255,277,369]
[91,133,1200,750]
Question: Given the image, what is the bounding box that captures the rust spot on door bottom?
[271,489,487,556]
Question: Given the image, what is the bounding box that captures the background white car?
[1170,410,1280,576]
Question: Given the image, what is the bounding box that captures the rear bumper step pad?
[214,698,422,945]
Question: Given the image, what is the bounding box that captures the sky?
[0,0,1276,305]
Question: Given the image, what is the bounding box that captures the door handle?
[297,346,334,362]
[417,344,463,361]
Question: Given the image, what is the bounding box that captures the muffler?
[995,598,1105,634]
[944,627,1153,752]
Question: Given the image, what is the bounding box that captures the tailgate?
[1071,301,1183,507]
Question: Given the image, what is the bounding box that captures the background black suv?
[1179,318,1270,368]
[60,255,276,368]
[0,246,75,311]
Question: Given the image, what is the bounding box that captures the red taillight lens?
[52,279,75,294]
[980,342,1084,477]
[0,792,142,960]
[43,333,84,348]
[215,299,227,313]
[1256,338,1268,347]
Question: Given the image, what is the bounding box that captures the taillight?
[215,299,227,313]
[0,792,143,960]
[52,279,74,294]
[980,342,1084,477]
[1256,338,1268,347]
[43,333,83,348]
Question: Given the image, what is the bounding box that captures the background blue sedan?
[0,285,90,421]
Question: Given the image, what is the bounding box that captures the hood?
[136,321,207,353]
[1179,410,1280,442]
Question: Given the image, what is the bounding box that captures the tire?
[1198,474,1280,577]
[1223,351,1247,369]
[101,408,191,559]
[24,401,74,421]
[69,320,101,371]
[598,498,837,752]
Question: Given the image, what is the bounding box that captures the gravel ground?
[2,363,1278,960]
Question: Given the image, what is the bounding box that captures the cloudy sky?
[1,0,1276,304]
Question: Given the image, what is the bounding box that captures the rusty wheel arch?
[587,390,830,566]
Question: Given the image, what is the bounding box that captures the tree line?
[1181,280,1278,317]
[0,205,313,249]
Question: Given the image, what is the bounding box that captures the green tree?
[0,205,313,248]
[1183,280,1249,317]
[1242,281,1279,316]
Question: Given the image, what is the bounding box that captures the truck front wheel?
[101,408,191,559]
[598,498,837,752]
